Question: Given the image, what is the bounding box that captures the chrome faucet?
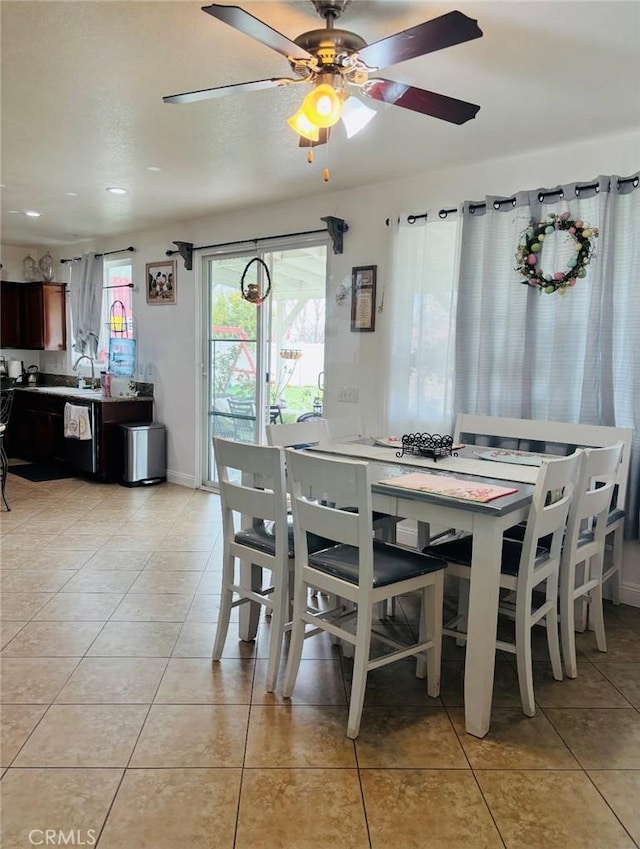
[73,355,96,387]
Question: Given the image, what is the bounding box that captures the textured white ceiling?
[1,0,639,247]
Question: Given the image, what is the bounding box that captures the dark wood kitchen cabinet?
[0,283,22,348]
[7,391,66,462]
[0,281,66,350]
[6,390,153,481]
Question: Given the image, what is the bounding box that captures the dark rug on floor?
[8,463,78,482]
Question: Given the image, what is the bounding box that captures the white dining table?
[308,440,540,738]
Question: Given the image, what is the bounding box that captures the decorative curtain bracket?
[320,216,348,254]
[171,241,194,271]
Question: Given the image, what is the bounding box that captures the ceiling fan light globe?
[302,83,343,129]
[341,96,377,139]
[287,108,321,141]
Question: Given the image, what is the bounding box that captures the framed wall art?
[350,265,377,332]
[146,260,177,305]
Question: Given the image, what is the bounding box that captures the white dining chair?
[559,441,623,677]
[282,449,447,739]
[423,450,583,716]
[212,436,292,692]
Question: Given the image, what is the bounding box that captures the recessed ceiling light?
[8,209,21,214]
[105,186,129,195]
[24,210,42,217]
[147,166,162,172]
[65,191,79,197]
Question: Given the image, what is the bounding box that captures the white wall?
[2,126,638,597]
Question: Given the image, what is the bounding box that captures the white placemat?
[311,441,539,485]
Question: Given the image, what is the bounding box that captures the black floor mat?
[8,463,78,482]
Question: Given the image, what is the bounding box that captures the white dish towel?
[64,403,92,440]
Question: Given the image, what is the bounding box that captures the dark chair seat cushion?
[308,539,446,588]
[235,517,334,559]
[423,534,549,578]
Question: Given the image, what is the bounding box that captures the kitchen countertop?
[17,386,153,403]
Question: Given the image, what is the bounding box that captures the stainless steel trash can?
[121,422,166,486]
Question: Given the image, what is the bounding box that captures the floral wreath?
[515,211,598,294]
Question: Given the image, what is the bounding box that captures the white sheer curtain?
[69,252,103,358]
[454,175,640,536]
[383,212,460,434]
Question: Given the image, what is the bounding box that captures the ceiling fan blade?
[362,79,480,125]
[357,11,482,70]
[298,128,330,148]
[163,77,294,105]
[202,3,313,61]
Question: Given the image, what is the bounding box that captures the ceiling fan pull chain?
[323,132,331,182]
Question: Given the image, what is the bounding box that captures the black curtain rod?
[167,217,348,269]
[166,229,329,257]
[60,246,136,264]
[386,175,639,226]
[63,282,135,294]
[385,204,487,226]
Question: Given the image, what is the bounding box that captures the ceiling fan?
[164,1,482,157]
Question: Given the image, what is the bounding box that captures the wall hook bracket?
[321,216,348,254]
[170,241,194,271]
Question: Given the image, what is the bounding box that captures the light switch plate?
[337,387,359,403]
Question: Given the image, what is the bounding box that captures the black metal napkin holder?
[396,433,458,462]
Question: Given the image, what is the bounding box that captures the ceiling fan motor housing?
[291,28,367,79]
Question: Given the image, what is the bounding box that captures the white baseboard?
[619,582,640,607]
[166,470,196,488]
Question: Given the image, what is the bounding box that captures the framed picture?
[146,260,176,305]
[350,265,377,332]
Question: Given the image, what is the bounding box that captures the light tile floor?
[1,473,639,849]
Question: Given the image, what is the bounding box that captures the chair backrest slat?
[266,420,328,448]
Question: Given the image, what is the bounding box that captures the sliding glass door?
[202,241,327,485]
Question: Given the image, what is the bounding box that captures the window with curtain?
[384,213,460,435]
[385,173,639,537]
[97,259,134,370]
[69,257,134,372]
